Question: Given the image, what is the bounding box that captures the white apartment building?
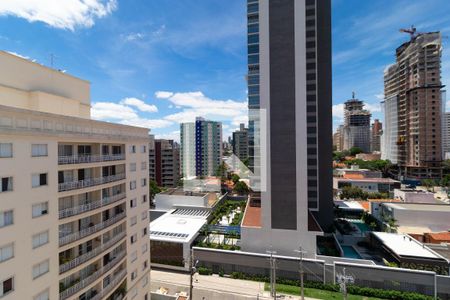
[0,51,150,300]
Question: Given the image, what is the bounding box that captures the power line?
[294,246,307,300]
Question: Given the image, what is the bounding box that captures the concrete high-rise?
[232,123,249,162]
[384,31,443,178]
[149,137,181,187]
[333,125,344,152]
[241,0,333,256]
[442,112,450,160]
[0,51,150,300]
[180,117,222,178]
[371,119,383,152]
[342,95,371,153]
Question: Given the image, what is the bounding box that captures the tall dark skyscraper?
[242,0,333,256]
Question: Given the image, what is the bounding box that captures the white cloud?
[155,91,174,99]
[91,102,138,120]
[91,99,171,130]
[155,130,180,142]
[119,117,172,129]
[332,103,345,122]
[157,91,248,125]
[120,97,157,112]
[365,102,382,114]
[0,0,117,31]
[123,32,144,42]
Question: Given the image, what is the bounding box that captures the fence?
[193,247,450,299]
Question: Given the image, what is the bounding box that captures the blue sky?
[0,0,449,139]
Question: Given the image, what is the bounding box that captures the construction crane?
[399,25,418,39]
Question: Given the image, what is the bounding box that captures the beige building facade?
[0,51,150,300]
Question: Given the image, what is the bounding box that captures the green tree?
[231,174,240,184]
[233,181,249,195]
[340,185,368,200]
[149,180,161,200]
[422,179,436,192]
[215,162,227,181]
[349,147,363,156]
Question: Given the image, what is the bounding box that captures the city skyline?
[1,0,449,138]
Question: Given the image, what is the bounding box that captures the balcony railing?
[90,268,127,300]
[58,154,125,165]
[59,231,126,274]
[58,193,126,219]
[59,250,126,300]
[59,212,126,246]
[58,173,126,192]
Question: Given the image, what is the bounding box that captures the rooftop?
[372,232,445,260]
[241,203,261,228]
[336,177,400,183]
[334,200,365,211]
[149,209,209,243]
[160,187,207,197]
[382,202,450,212]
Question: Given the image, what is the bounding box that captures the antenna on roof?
[352,91,355,99]
[49,53,58,68]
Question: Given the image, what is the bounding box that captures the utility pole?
[294,246,307,300]
[266,250,277,299]
[189,249,198,300]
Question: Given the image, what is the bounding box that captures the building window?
[32,173,48,188]
[32,260,49,279]
[142,260,148,271]
[142,194,147,204]
[130,163,136,172]
[130,216,137,226]
[0,243,13,263]
[141,161,147,170]
[142,276,148,288]
[1,177,13,192]
[142,227,148,237]
[34,289,49,300]
[130,181,136,190]
[0,277,13,297]
[0,143,12,158]
[32,202,49,218]
[130,145,136,153]
[131,270,138,281]
[32,231,49,249]
[141,145,146,153]
[130,198,137,208]
[131,234,137,244]
[141,211,147,221]
[130,251,137,262]
[0,210,13,228]
[141,178,147,187]
[142,243,148,254]
[31,144,48,157]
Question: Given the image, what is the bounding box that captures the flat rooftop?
[336,177,400,183]
[382,202,450,212]
[372,232,445,260]
[334,200,365,210]
[160,187,207,197]
[149,209,208,243]
[242,204,261,228]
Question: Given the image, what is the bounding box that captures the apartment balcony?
[90,268,127,300]
[58,154,125,165]
[58,173,126,192]
[59,193,126,219]
[59,231,126,274]
[59,250,126,300]
[59,212,126,246]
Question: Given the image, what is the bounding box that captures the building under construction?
[342,95,371,153]
[383,29,444,179]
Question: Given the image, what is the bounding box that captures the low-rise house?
[394,189,436,204]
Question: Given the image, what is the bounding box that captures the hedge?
[228,271,433,300]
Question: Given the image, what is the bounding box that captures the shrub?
[197,267,212,275]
